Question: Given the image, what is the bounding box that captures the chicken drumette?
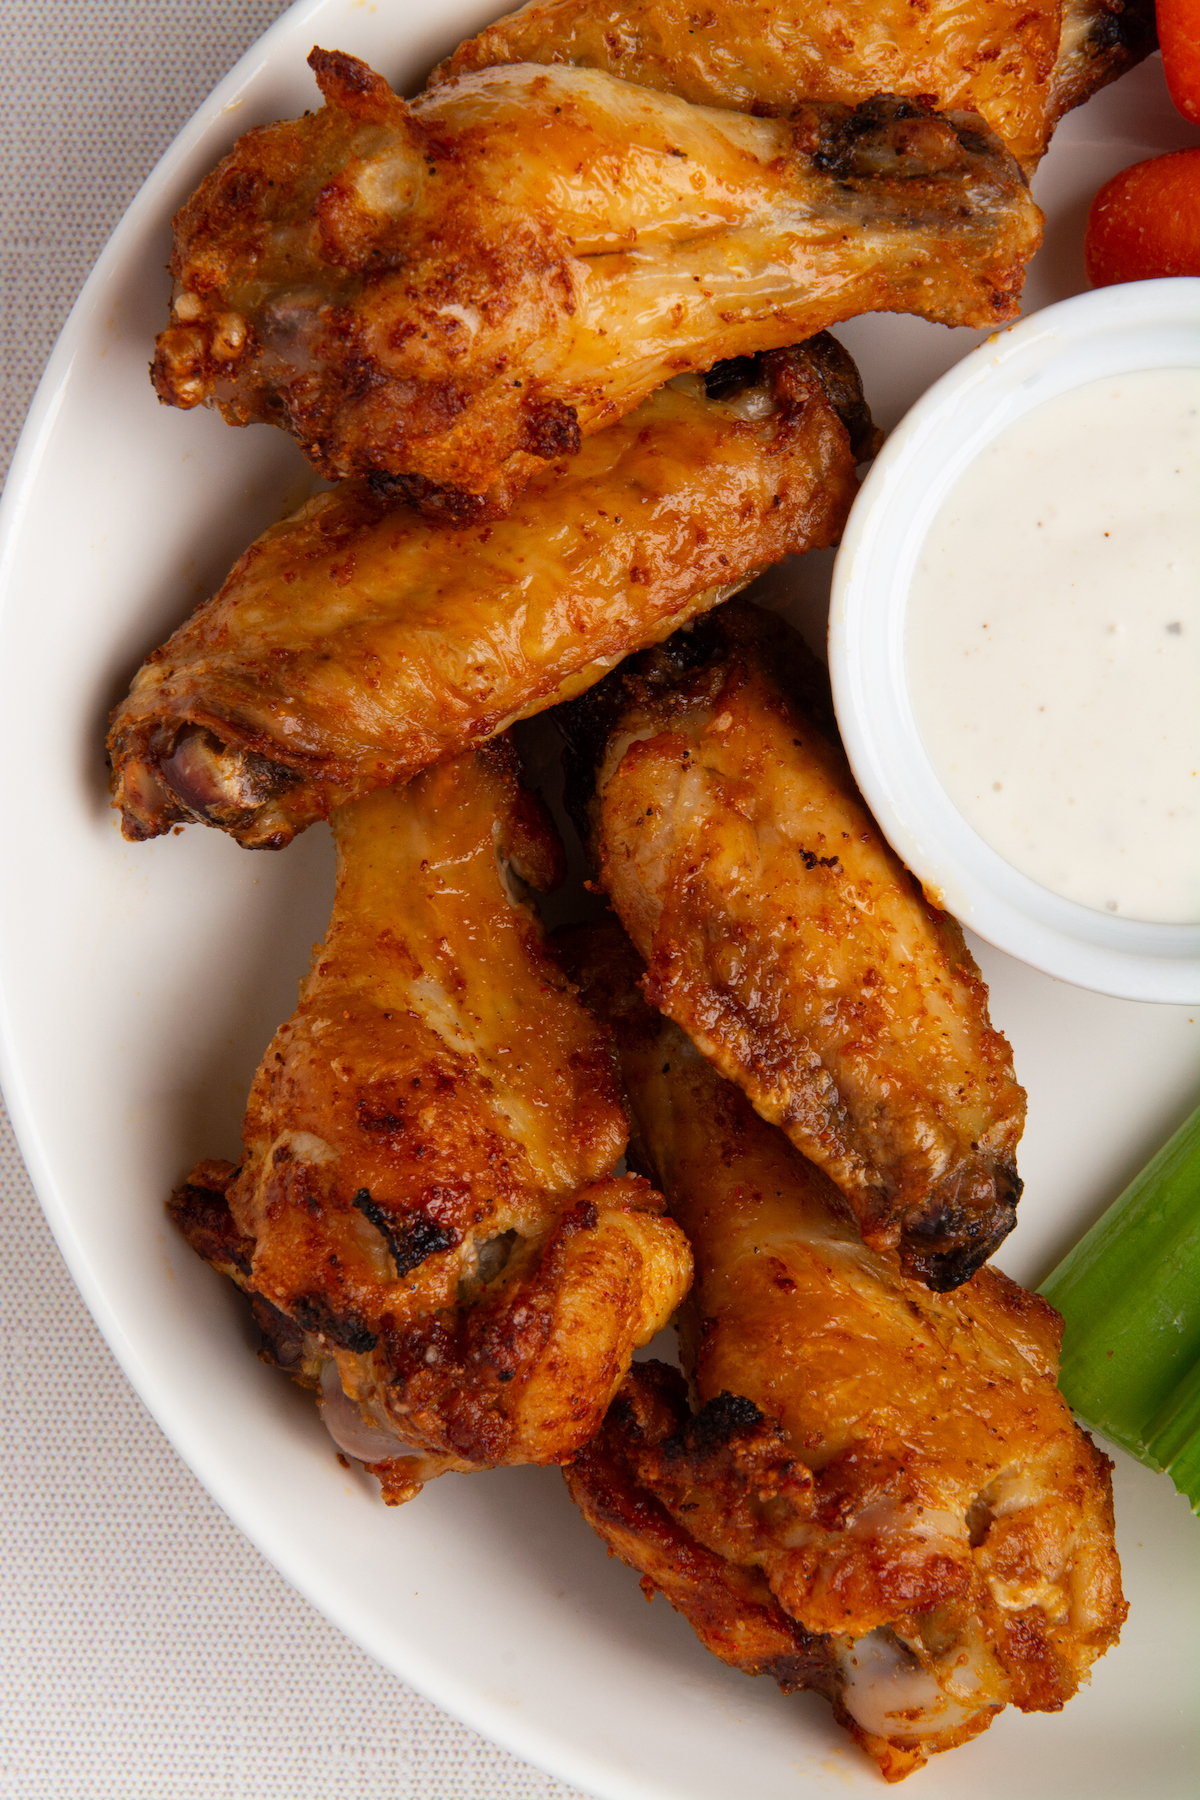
[169,741,691,1501]
[152,49,1040,501]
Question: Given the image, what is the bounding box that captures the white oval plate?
[0,9,1197,1797]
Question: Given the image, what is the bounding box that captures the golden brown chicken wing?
[561,921,1125,1782]
[558,602,1026,1288]
[438,0,1156,172]
[111,341,868,849]
[152,49,1040,498]
[169,742,691,1501]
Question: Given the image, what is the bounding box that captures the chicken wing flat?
[438,0,1156,172]
[168,741,691,1501]
[561,921,1125,1781]
[152,48,1040,498]
[559,602,1025,1288]
[111,341,868,850]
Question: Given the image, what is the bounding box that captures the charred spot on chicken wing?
[559,919,1125,1782]
[557,602,1026,1288]
[152,51,1040,496]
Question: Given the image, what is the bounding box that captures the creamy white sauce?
[906,369,1200,923]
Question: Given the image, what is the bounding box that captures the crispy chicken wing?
[558,602,1026,1287]
[111,341,869,849]
[561,921,1125,1781]
[152,49,1040,498]
[168,742,691,1500]
[438,0,1156,172]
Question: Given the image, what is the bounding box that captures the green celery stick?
[1040,1098,1200,1511]
[1144,1354,1200,1510]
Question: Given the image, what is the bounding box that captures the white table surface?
[0,5,586,1794]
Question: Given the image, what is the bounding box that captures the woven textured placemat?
[0,6,588,1795]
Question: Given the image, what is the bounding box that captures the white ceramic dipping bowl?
[829,279,1200,1004]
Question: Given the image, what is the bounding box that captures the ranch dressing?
[906,368,1200,924]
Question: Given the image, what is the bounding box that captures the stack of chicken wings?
[116,0,1143,1780]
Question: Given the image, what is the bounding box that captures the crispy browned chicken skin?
[151,49,1040,497]
[561,921,1125,1782]
[438,0,1156,173]
[169,742,691,1500]
[559,602,1026,1288]
[111,341,869,849]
